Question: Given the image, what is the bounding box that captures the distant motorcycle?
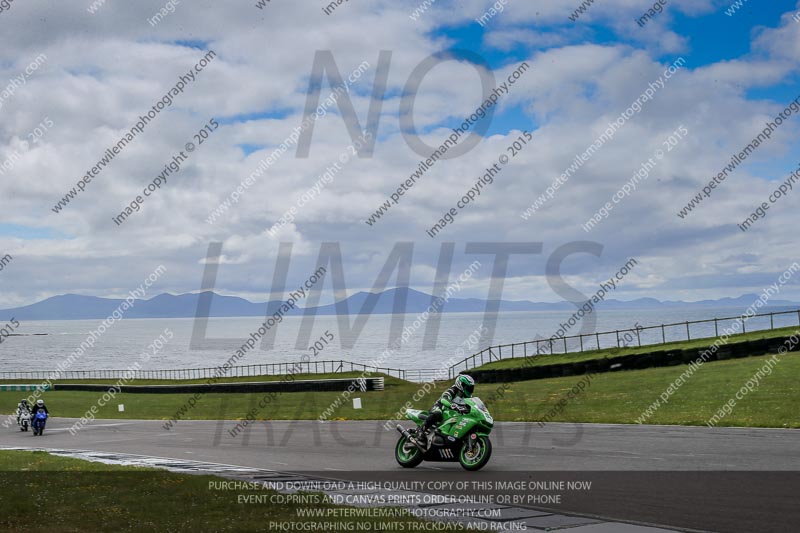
[32,409,47,436]
[395,396,494,471]
[18,411,30,432]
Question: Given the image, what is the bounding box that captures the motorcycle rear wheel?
[395,434,424,468]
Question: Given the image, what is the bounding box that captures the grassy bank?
[473,325,800,371]
[0,353,797,428]
[0,451,438,532]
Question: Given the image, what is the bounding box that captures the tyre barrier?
[468,335,798,383]
[47,377,384,394]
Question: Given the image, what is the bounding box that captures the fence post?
[685,322,690,340]
[636,328,641,347]
[770,312,774,330]
[661,324,666,344]
[563,337,567,353]
[579,335,584,352]
[714,318,718,337]
[595,332,600,350]
[615,330,620,348]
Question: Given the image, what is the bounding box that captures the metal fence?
[0,359,442,384]
[447,308,800,378]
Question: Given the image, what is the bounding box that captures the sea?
[1,305,797,374]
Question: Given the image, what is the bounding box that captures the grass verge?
[0,450,448,532]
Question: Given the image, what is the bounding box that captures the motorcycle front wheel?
[395,434,423,468]
[459,436,492,471]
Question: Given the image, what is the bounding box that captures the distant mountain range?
[0,288,796,321]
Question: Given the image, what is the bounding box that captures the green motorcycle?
[394,396,494,471]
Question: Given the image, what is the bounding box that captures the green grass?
[473,325,800,371]
[0,379,440,422]
[490,351,798,428]
[0,353,797,428]
[0,450,439,532]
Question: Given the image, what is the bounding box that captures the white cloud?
[0,0,799,308]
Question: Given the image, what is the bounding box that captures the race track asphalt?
[2,418,798,532]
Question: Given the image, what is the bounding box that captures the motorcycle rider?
[32,399,48,416]
[16,399,31,424]
[414,375,475,446]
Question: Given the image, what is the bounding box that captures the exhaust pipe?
[396,424,426,451]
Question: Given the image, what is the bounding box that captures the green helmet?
[455,375,475,397]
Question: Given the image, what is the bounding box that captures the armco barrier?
[467,335,797,384]
[0,384,50,392]
[50,377,384,394]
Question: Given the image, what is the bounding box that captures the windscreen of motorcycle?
[472,397,489,413]
[471,397,493,425]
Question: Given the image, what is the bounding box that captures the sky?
[1,0,800,308]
